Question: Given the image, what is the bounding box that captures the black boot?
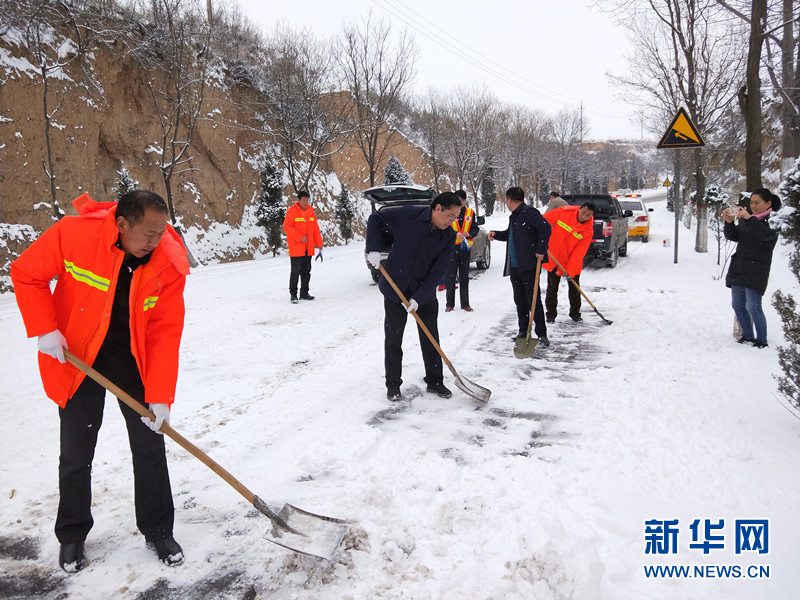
[426,382,452,398]
[59,541,86,573]
[147,536,184,566]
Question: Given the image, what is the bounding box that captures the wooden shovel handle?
[546,251,598,311]
[527,257,543,331]
[63,349,257,507]
[377,265,456,372]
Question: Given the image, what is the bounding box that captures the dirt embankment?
[0,33,433,286]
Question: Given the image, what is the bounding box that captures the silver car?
[362,184,491,283]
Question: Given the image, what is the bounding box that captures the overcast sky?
[234,0,645,141]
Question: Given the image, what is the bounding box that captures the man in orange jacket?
[10,190,190,572]
[542,202,595,322]
[283,190,323,303]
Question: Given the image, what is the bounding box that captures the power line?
[372,0,630,121]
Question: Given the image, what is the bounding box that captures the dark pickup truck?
[563,194,632,268]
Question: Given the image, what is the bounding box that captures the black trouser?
[289,255,312,297]
[445,250,471,309]
[510,267,547,338]
[545,270,582,320]
[383,297,443,388]
[55,350,174,544]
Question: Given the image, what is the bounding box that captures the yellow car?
[618,194,653,243]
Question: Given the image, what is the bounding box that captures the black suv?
[362,184,491,282]
[563,194,632,268]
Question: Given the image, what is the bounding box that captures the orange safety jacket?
[283,202,323,257]
[451,207,475,248]
[10,193,190,408]
[542,205,594,277]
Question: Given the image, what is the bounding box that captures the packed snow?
[1,189,798,599]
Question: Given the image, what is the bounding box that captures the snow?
[1,189,799,599]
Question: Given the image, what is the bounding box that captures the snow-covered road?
[2,193,798,599]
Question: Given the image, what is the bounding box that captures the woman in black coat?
[723,188,781,348]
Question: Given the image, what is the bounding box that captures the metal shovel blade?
[263,503,350,561]
[513,334,539,359]
[452,371,491,404]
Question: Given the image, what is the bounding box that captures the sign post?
[657,107,705,264]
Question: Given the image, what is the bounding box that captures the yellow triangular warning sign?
[663,178,671,187]
[657,107,705,149]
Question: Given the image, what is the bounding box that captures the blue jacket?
[493,203,551,276]
[367,206,456,306]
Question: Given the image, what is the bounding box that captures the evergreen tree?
[335,184,355,245]
[601,176,609,195]
[620,170,628,190]
[773,157,800,409]
[582,175,591,194]
[114,164,138,200]
[539,177,550,207]
[255,157,285,257]
[480,166,497,216]
[630,164,640,190]
[384,156,413,185]
[569,175,581,195]
[666,185,675,213]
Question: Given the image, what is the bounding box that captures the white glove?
[142,403,170,434]
[406,299,419,313]
[38,329,67,363]
[367,251,382,269]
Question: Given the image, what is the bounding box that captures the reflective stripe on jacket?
[542,205,593,276]
[10,193,190,407]
[451,207,476,249]
[283,202,323,257]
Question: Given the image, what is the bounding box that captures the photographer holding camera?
[723,188,781,348]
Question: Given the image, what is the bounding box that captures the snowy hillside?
[1,190,798,599]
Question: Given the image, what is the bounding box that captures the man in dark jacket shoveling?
[489,187,551,347]
[366,192,461,401]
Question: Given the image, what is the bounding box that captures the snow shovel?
[514,257,543,359]
[63,349,349,560]
[378,265,491,404]
[546,251,613,325]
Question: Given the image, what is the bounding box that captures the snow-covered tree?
[773,157,800,409]
[538,177,551,207]
[255,158,285,257]
[335,184,355,244]
[383,155,413,185]
[480,166,497,216]
[114,164,139,200]
[703,183,729,267]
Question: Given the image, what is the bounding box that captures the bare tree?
[438,84,503,216]
[500,103,551,196]
[740,0,767,190]
[125,0,212,250]
[550,108,585,194]
[718,0,800,173]
[411,89,448,192]
[260,24,351,194]
[3,1,104,221]
[337,12,417,188]
[607,0,746,253]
